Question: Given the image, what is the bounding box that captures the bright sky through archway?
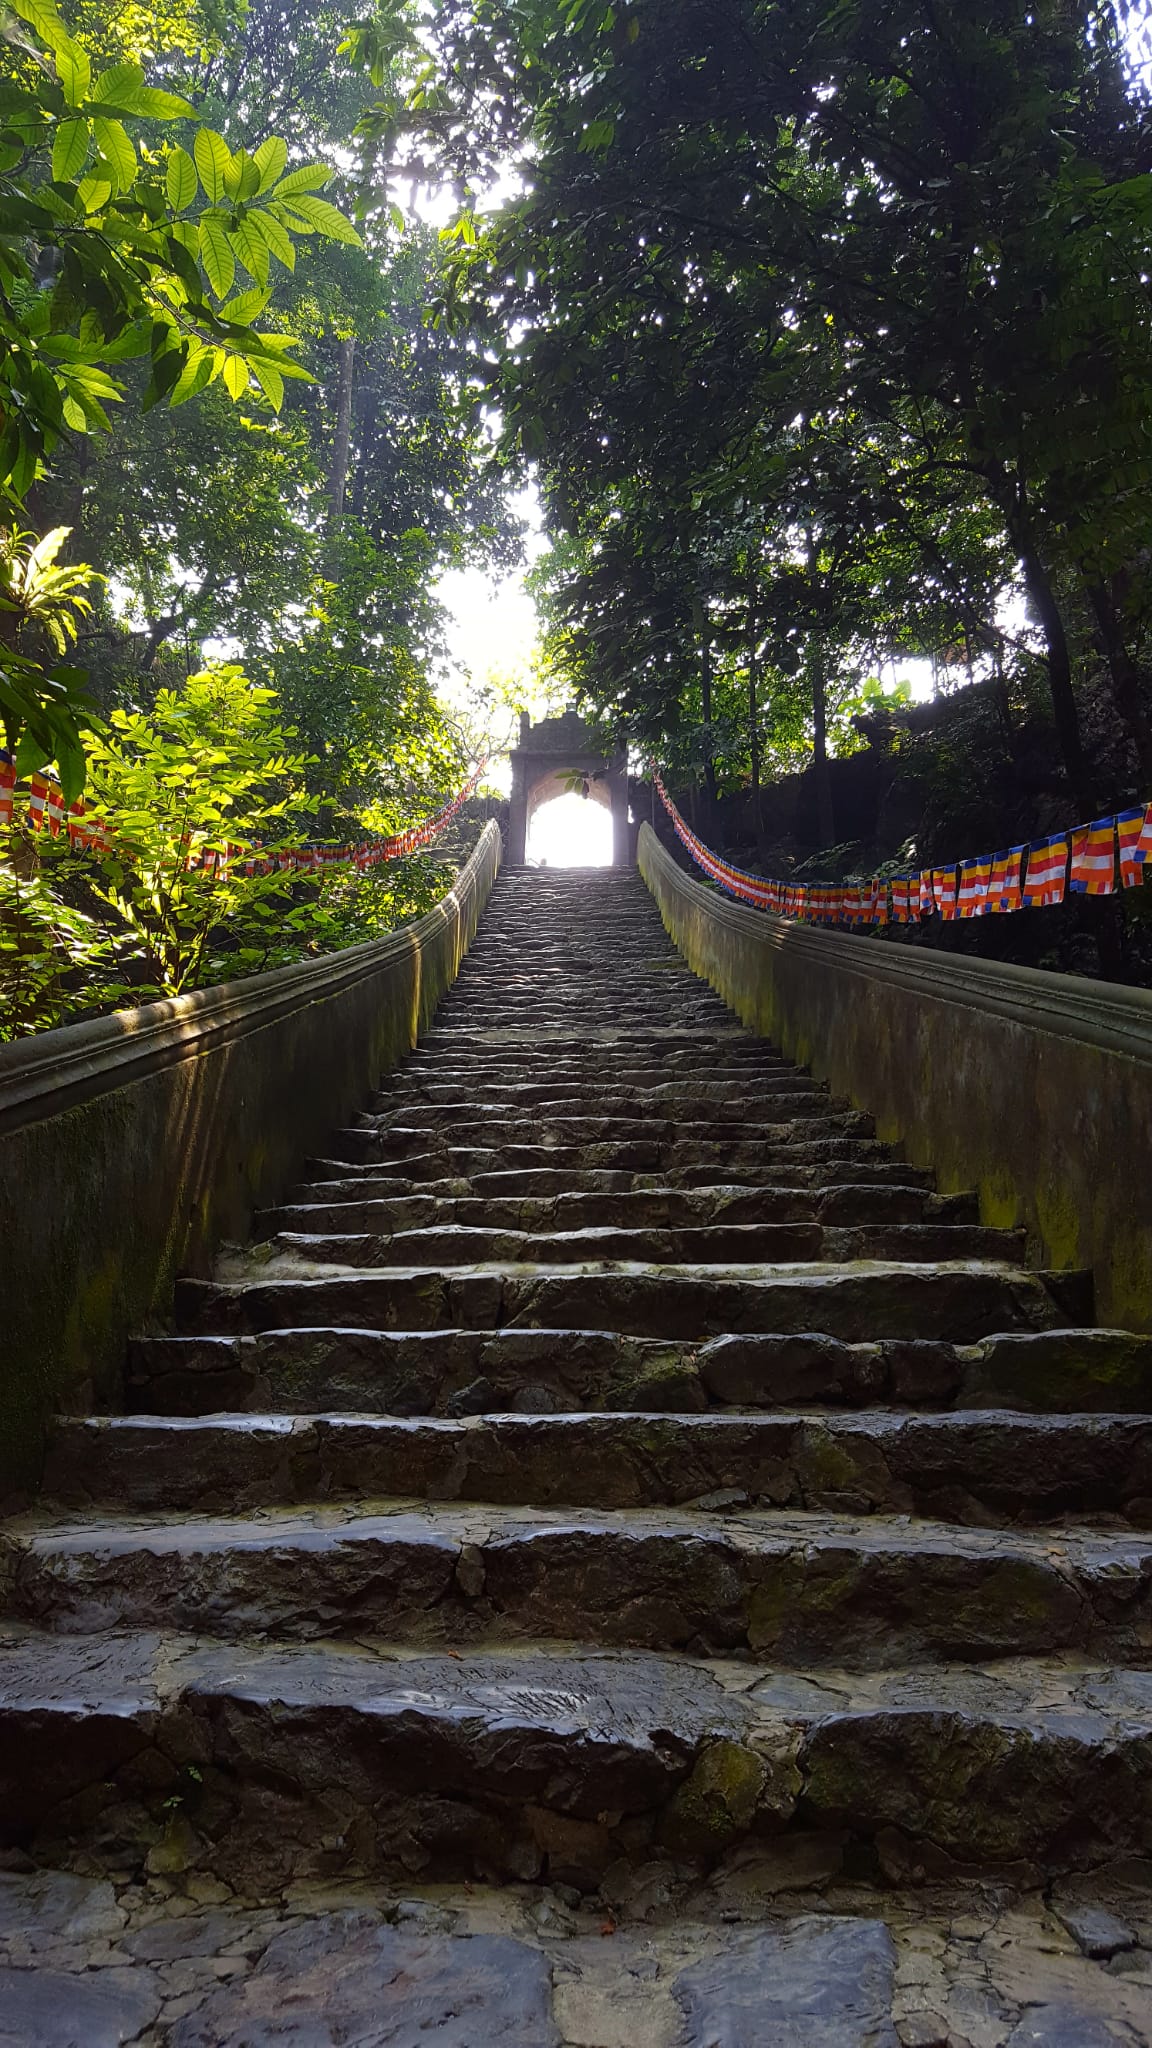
[526,791,614,867]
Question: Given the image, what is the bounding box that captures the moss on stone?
[661,1739,769,1858]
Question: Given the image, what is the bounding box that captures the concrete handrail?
[639,821,1152,1332]
[0,821,501,1493]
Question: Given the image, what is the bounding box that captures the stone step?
[373,1076,820,1107]
[299,1146,920,1192]
[3,1628,1152,1885]
[10,1502,1152,1659]
[400,1043,793,1071]
[174,1257,1060,1344]
[45,1408,1152,1522]
[257,1184,976,1237]
[336,1111,879,1162]
[367,1092,839,1126]
[257,1220,1022,1270]
[435,1008,728,1025]
[125,1325,1152,1421]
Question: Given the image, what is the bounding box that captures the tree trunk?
[351,386,377,520]
[1084,576,1152,789]
[810,643,835,847]
[993,469,1095,812]
[327,338,356,524]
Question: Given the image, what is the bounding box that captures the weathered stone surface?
[673,1917,899,2046]
[1054,1906,1139,1960]
[1004,2007,1141,2046]
[0,1869,122,1949]
[169,1917,560,2047]
[0,1964,160,2045]
[18,1504,1152,1657]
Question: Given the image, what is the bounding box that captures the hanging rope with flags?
[0,753,489,876]
[652,773,1152,928]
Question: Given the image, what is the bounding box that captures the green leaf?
[166,144,197,212]
[218,284,270,326]
[228,214,270,286]
[270,161,332,198]
[248,207,295,270]
[252,136,287,194]
[54,35,90,110]
[275,192,361,245]
[250,357,284,410]
[75,174,111,214]
[88,62,147,110]
[169,347,215,406]
[92,115,135,192]
[221,145,259,201]
[193,128,231,204]
[52,115,89,182]
[198,215,235,298]
[222,353,248,399]
[130,85,195,119]
[270,204,317,235]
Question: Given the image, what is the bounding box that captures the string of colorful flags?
[0,753,488,877]
[653,773,1152,925]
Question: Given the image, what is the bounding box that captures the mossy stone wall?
[0,824,501,1497]
[639,823,1152,1336]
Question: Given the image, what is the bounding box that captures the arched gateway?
[507,707,631,866]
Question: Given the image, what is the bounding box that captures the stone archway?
[507,709,631,867]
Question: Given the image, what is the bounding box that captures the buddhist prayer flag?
[873,878,889,925]
[957,856,991,918]
[652,772,1152,933]
[44,780,64,835]
[931,866,958,920]
[1117,805,1152,888]
[1022,833,1069,907]
[0,753,14,829]
[1069,816,1117,896]
[26,773,49,828]
[987,846,1025,913]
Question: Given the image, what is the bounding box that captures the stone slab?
[168,1915,560,2046]
[673,1916,899,2046]
[0,1964,160,2046]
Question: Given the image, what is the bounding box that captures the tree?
[388,0,1152,821]
[0,0,357,788]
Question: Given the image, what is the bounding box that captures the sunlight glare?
[526,792,613,867]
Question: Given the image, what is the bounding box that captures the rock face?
[4,863,1152,2038]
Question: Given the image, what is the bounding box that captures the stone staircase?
[2,863,1152,2044]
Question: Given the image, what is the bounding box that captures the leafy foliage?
[0,0,358,784]
[383,0,1152,831]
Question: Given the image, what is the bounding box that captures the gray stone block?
[674,1916,898,2046]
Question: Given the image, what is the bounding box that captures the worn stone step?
[259,1221,1023,1271]
[11,1501,1152,1660]
[298,1146,919,1195]
[122,1326,1152,1420]
[124,1327,710,1417]
[374,1076,820,1108]
[258,1184,975,1239]
[401,1042,795,1071]
[367,1093,841,1128]
[46,1408,1152,1523]
[3,1629,1152,1885]
[337,1112,879,1164]
[174,1257,1060,1345]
